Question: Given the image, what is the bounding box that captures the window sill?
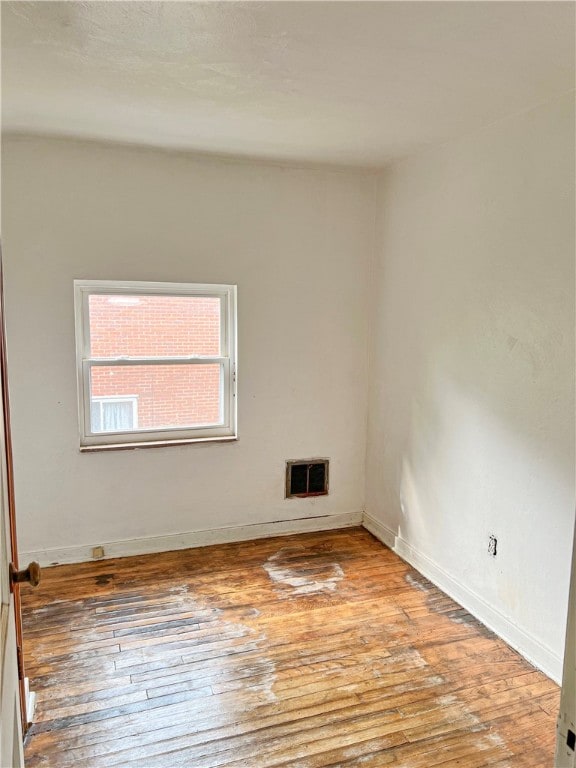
[80,435,238,452]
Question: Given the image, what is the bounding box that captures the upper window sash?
[76,281,233,361]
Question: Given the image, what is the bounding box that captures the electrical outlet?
[488,536,497,557]
[92,546,105,559]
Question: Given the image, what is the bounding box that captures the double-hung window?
[74,280,237,449]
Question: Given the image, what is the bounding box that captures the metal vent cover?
[285,459,329,498]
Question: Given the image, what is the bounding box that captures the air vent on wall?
[285,459,329,498]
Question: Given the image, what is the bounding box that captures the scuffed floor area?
[22,527,558,767]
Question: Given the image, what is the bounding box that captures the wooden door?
[0,248,39,765]
[556,515,576,767]
[0,253,24,765]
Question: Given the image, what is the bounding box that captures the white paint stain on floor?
[263,546,344,595]
[405,572,432,592]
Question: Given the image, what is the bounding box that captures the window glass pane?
[90,401,102,433]
[90,364,222,431]
[88,295,221,358]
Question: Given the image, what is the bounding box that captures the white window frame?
[74,280,237,450]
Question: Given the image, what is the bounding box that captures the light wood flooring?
[21,527,559,767]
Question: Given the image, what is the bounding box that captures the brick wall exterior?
[89,295,221,430]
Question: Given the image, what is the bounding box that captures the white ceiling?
[2,1,574,168]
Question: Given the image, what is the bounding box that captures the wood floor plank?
[22,527,558,767]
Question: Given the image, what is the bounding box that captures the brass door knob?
[10,561,41,587]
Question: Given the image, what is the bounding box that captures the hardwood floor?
[21,528,559,767]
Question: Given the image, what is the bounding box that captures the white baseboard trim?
[22,511,363,568]
[24,677,36,728]
[362,513,562,684]
[362,512,397,549]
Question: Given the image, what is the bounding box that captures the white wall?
[365,93,575,682]
[1,136,373,560]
